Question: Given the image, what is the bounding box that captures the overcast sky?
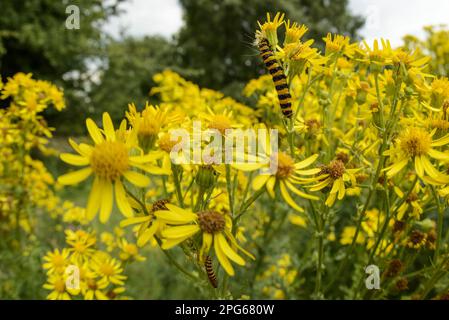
[105,0,449,46]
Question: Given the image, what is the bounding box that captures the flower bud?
[195,165,217,190]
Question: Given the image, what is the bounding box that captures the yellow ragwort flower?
[155,204,255,276]
[58,112,166,223]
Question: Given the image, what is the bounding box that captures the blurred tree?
[0,0,365,133]
[0,0,124,133]
[176,0,364,94]
[89,36,189,124]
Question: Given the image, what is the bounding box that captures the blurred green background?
[0,0,364,135]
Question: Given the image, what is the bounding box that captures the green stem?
[314,228,324,298]
[194,188,205,212]
[238,172,253,212]
[420,265,447,300]
[431,186,445,262]
[374,73,385,129]
[233,187,265,224]
[354,177,392,299]
[159,243,199,281]
[125,187,149,215]
[225,164,235,215]
[172,163,184,208]
[314,206,327,299]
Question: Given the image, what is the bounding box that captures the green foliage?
[0,0,122,80]
[0,0,365,134]
[296,0,365,41]
[176,0,364,91]
[89,36,186,124]
[0,0,123,133]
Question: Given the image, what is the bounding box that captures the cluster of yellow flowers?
[404,25,449,77]
[0,73,85,239]
[258,253,298,299]
[42,229,138,300]
[57,83,259,282]
[55,13,449,299]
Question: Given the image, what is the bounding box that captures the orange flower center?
[99,263,115,276]
[399,128,431,157]
[320,160,346,179]
[158,134,180,153]
[208,115,232,135]
[53,279,66,293]
[274,152,295,179]
[197,211,225,234]
[90,141,129,181]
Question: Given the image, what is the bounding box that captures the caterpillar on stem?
[256,35,293,118]
[204,255,218,288]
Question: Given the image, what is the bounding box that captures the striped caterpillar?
[204,255,218,288]
[257,37,293,118]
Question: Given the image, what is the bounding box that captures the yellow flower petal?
[337,178,346,200]
[216,233,245,266]
[86,178,102,220]
[285,180,319,200]
[129,154,159,164]
[58,167,92,185]
[252,174,270,190]
[161,225,200,239]
[289,214,307,227]
[86,118,104,144]
[155,210,197,225]
[120,216,151,228]
[428,148,449,160]
[60,153,89,166]
[309,177,331,191]
[421,156,449,183]
[266,176,276,198]
[385,158,408,177]
[137,221,160,247]
[224,230,255,260]
[102,113,115,141]
[95,290,109,300]
[214,234,234,276]
[329,179,340,194]
[325,192,337,207]
[280,181,304,212]
[115,179,133,218]
[199,233,213,262]
[431,134,449,147]
[439,186,449,196]
[123,171,150,187]
[415,156,424,177]
[295,154,318,169]
[165,204,193,216]
[161,235,192,249]
[99,181,113,223]
[131,163,170,175]
[70,139,93,158]
[294,168,322,175]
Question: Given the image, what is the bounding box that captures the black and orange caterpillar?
[205,255,218,288]
[257,37,293,118]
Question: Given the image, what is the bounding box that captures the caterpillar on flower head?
[204,255,218,288]
[256,35,293,118]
